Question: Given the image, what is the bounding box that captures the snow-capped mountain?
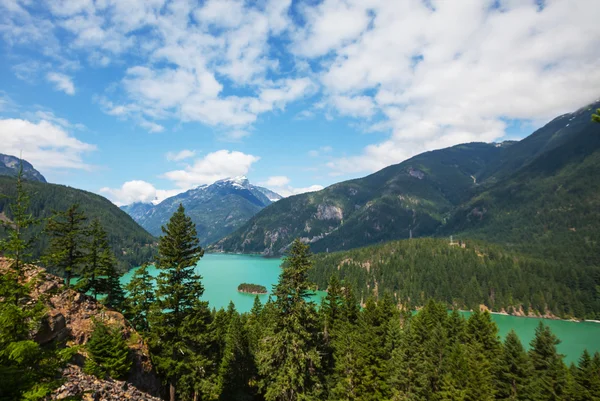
[121,177,282,245]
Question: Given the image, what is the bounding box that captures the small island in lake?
[238,283,268,294]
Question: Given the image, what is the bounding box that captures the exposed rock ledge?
[0,258,163,399]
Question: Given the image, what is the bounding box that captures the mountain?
[121,176,282,246]
[0,175,155,274]
[215,99,600,257]
[0,153,47,182]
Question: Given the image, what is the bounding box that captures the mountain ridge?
[214,99,600,259]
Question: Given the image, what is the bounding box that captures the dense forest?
[2,167,600,400]
[309,238,600,320]
[0,175,155,273]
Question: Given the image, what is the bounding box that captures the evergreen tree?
[84,319,131,380]
[44,204,87,288]
[148,203,206,401]
[497,330,532,401]
[218,309,255,401]
[0,163,37,306]
[76,218,113,300]
[124,263,155,333]
[529,322,568,400]
[257,239,322,401]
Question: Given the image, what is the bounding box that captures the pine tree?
[76,218,113,299]
[497,330,532,401]
[84,319,131,380]
[218,309,255,401]
[529,322,568,401]
[103,261,126,311]
[124,263,155,333]
[148,203,206,401]
[257,239,322,401]
[44,204,87,288]
[0,163,37,306]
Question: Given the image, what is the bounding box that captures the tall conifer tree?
[257,239,322,401]
[45,204,87,288]
[148,203,206,401]
[124,263,155,333]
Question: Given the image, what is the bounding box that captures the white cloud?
[260,176,324,197]
[0,118,95,170]
[293,0,600,174]
[46,72,75,95]
[162,150,260,188]
[166,149,196,162]
[308,146,333,157]
[139,119,164,133]
[260,176,290,187]
[100,180,181,206]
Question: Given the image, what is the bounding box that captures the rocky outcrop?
[316,204,343,221]
[52,365,162,400]
[0,258,163,399]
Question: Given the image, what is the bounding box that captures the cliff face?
[0,258,163,400]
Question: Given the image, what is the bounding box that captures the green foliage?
[0,164,38,305]
[529,322,568,400]
[84,319,131,380]
[0,175,155,274]
[592,108,600,123]
[124,263,155,333]
[257,239,322,401]
[148,203,210,399]
[76,218,113,299]
[309,238,600,319]
[43,204,87,288]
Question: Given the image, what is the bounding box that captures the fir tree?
[148,203,206,401]
[257,239,322,401]
[0,163,37,306]
[529,322,568,400]
[44,204,87,288]
[76,218,112,299]
[84,319,131,380]
[218,309,255,401]
[124,263,155,333]
[497,330,532,401]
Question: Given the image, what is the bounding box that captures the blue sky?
[1,0,599,205]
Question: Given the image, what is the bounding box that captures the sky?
[1,0,599,206]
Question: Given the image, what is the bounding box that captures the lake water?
[120,253,600,364]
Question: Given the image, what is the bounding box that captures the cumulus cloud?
[260,176,324,197]
[166,149,196,162]
[294,0,600,174]
[0,118,95,170]
[100,180,181,206]
[46,72,75,95]
[163,150,260,188]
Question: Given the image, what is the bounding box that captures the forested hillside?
[0,176,155,273]
[214,142,505,255]
[309,238,600,320]
[216,100,600,258]
[443,104,600,267]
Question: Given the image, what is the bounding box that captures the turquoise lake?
[120,253,600,364]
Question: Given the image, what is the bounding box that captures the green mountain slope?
[308,238,600,319]
[444,103,600,266]
[0,176,155,273]
[215,100,600,257]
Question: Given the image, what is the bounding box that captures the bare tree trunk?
[170,382,176,401]
[193,391,198,401]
